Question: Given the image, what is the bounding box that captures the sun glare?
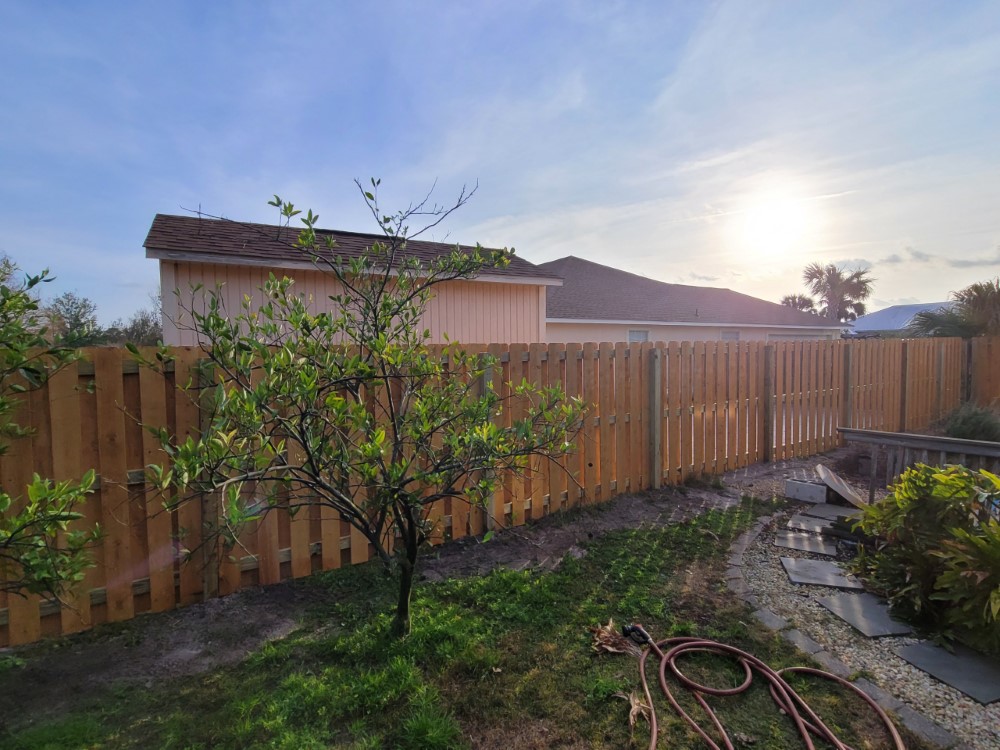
[729,184,822,263]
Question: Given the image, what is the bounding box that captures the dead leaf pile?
[587,619,643,658]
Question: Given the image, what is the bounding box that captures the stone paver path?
[799,503,858,522]
[778,496,1000,710]
[896,642,1000,706]
[780,557,864,589]
[773,529,837,556]
[817,592,913,637]
[786,514,835,534]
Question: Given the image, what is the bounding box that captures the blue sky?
[2,1,999,323]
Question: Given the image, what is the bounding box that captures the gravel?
[739,509,999,750]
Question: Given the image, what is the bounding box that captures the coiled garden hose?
[623,623,907,750]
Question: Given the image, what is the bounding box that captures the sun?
[729,184,821,263]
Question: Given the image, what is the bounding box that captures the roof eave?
[147,248,562,287]
[546,317,844,330]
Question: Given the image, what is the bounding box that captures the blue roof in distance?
[852,302,953,332]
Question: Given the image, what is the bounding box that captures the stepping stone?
[780,557,863,589]
[773,530,837,556]
[895,642,1000,704]
[800,504,858,522]
[817,592,913,637]
[786,514,834,535]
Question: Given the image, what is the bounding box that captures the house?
[144,214,561,346]
[850,302,953,336]
[537,256,843,343]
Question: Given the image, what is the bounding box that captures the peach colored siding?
[545,321,839,344]
[161,262,544,346]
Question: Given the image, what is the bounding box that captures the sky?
[2,1,999,324]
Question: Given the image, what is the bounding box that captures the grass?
[1,497,931,749]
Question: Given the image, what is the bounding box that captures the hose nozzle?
[623,623,651,644]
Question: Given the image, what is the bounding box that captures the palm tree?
[802,263,874,322]
[908,279,1000,337]
[780,293,817,313]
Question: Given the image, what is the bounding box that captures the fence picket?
[137,359,176,610]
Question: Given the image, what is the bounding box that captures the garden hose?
[623,624,907,750]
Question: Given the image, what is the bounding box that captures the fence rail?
[0,336,987,645]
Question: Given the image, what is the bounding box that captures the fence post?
[762,345,774,463]
[649,347,663,489]
[840,342,853,440]
[898,341,909,432]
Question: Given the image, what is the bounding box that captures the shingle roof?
[537,256,842,328]
[852,302,953,332]
[144,214,561,283]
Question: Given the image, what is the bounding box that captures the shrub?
[851,464,1000,655]
[942,402,1000,442]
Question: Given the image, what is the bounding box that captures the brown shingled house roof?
[144,214,561,284]
[536,256,842,329]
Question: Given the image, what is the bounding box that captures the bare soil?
[0,449,859,728]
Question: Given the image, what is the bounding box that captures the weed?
[0,655,25,674]
[943,402,1000,442]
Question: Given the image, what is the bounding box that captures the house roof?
[851,302,953,332]
[536,256,843,329]
[144,214,562,285]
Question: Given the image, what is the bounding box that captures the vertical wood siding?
[162,262,544,346]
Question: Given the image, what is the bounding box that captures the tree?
[801,263,874,322]
[0,262,96,596]
[908,278,1000,338]
[105,303,162,346]
[43,292,104,347]
[138,182,584,637]
[780,294,816,313]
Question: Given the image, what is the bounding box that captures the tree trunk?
[392,555,415,638]
[391,511,420,638]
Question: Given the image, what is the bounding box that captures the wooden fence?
[0,337,980,645]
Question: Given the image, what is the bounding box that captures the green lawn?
[3,496,930,749]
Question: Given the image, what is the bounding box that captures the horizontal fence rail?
[0,336,989,645]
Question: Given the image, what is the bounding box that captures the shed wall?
[161,261,545,345]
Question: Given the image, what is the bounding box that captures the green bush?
[942,402,1000,442]
[851,464,1000,655]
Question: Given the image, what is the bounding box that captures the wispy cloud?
[947,247,1000,268]
[878,246,936,265]
[687,273,720,283]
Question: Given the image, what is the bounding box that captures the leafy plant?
[0,262,98,597]
[851,463,1000,654]
[930,520,1000,653]
[942,402,1000,442]
[137,182,584,637]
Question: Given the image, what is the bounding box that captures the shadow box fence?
[0,335,986,645]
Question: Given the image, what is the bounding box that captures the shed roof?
[537,256,842,329]
[144,214,561,285]
[851,302,953,332]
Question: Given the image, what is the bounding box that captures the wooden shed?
[144,214,561,345]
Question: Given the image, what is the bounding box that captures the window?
[628,329,649,343]
[721,330,740,341]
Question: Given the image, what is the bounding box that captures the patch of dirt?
[0,450,848,729]
[0,583,322,729]
[422,485,742,581]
